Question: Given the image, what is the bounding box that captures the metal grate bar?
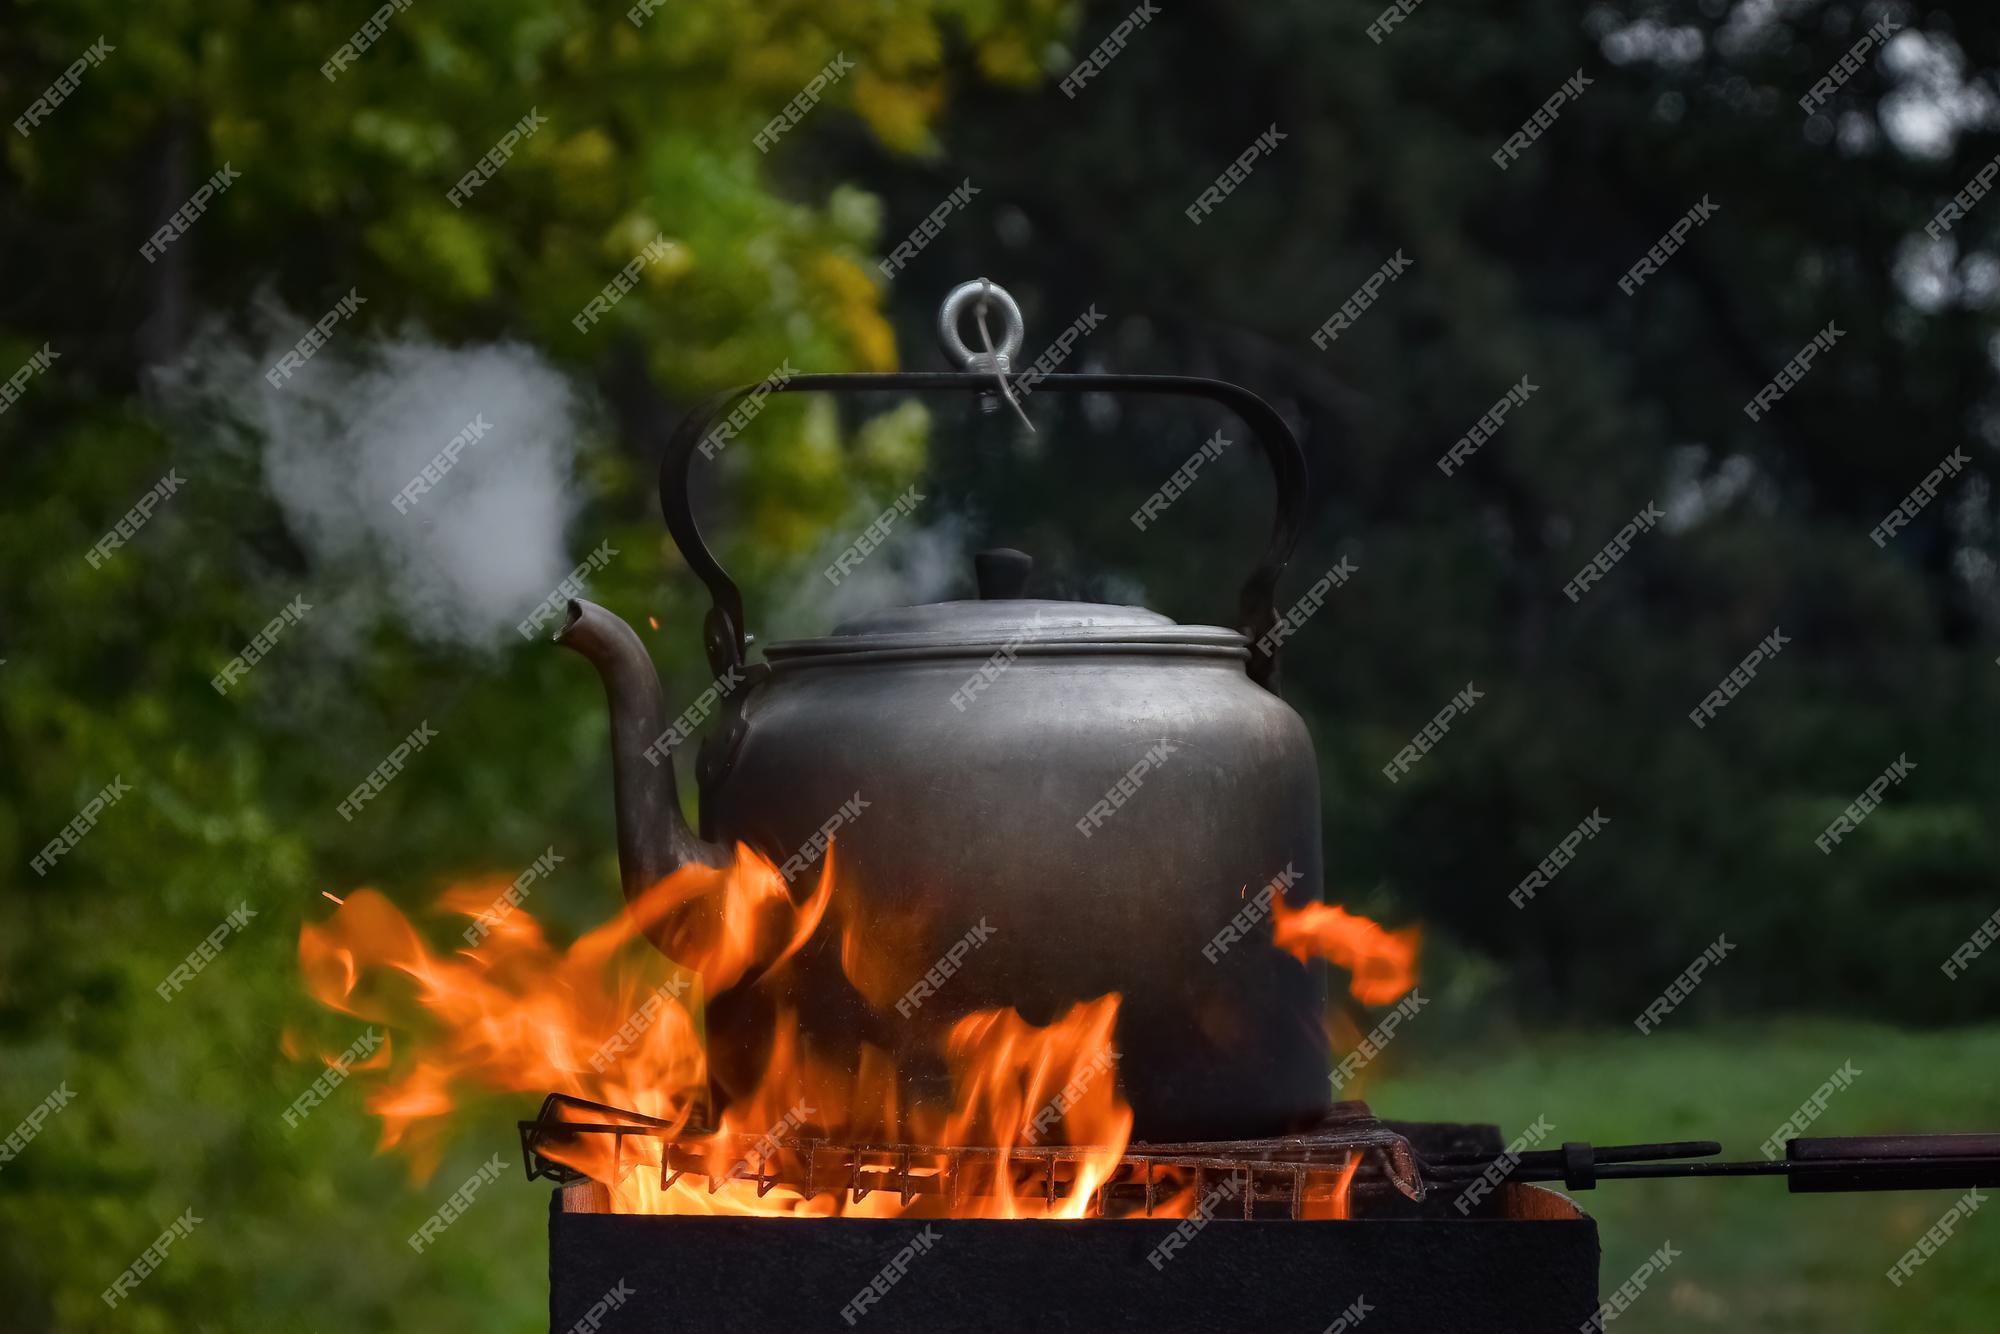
[518,1093,1425,1220]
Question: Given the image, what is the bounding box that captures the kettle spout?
[557,599,731,905]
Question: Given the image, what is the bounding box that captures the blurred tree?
[836,0,2000,1027]
[0,1,1069,1327]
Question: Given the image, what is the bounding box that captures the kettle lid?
[762,548,1247,663]
[828,597,1177,638]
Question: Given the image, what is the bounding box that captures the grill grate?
[518,1094,1426,1220]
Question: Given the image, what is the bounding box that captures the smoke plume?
[158,297,590,650]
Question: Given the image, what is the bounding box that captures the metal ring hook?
[938,278,1033,429]
[936,278,1025,368]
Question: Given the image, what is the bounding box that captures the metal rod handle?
[657,371,1311,693]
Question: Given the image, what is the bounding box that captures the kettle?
[560,281,1329,1141]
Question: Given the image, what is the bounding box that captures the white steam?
[159,300,589,649]
[765,510,973,639]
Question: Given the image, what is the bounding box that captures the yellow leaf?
[849,70,945,155]
[813,253,899,371]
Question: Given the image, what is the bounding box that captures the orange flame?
[298,844,1145,1216]
[297,844,1418,1219]
[1270,899,1421,1006]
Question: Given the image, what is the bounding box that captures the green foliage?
[0,2,1073,1326]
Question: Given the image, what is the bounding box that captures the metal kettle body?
[714,598,1327,1141]
[559,282,1330,1141]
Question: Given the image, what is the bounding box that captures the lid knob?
[973,548,1033,600]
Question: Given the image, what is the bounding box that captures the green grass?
[1371,1020,2000,1333]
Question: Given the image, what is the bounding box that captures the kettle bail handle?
[658,371,1310,692]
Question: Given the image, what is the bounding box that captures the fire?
[297,844,1417,1219]
[1270,899,1421,1006]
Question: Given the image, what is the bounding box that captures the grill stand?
[549,1183,1599,1334]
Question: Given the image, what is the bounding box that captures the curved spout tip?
[554,598,588,645]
